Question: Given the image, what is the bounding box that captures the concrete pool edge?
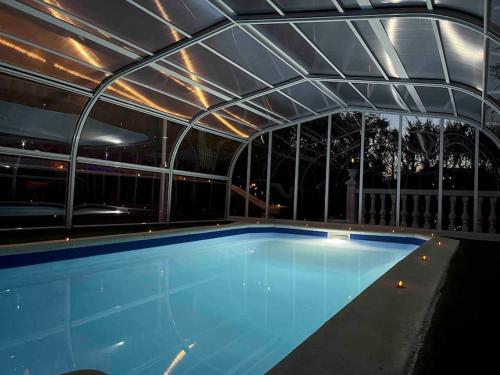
[268,235,459,375]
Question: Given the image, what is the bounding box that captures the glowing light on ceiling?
[68,38,103,68]
[0,37,47,63]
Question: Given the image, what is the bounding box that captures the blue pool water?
[0,232,418,375]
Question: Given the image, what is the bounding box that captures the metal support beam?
[474,127,480,232]
[358,112,366,224]
[265,132,273,218]
[438,118,444,230]
[245,141,252,217]
[324,115,332,223]
[293,124,301,220]
[396,115,402,226]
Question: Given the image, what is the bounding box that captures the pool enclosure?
[0,0,499,236]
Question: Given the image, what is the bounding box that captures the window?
[230,145,247,217]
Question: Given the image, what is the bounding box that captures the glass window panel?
[298,22,383,77]
[256,24,341,76]
[174,128,241,175]
[490,0,500,35]
[453,90,482,122]
[281,82,339,113]
[220,0,274,14]
[0,155,67,228]
[0,34,107,88]
[198,114,252,139]
[106,79,200,120]
[270,126,297,219]
[171,176,226,221]
[328,112,362,222]
[73,164,162,225]
[138,0,225,35]
[251,91,312,119]
[276,0,337,11]
[486,40,500,106]
[0,4,133,71]
[0,73,87,154]
[361,113,399,225]
[204,27,298,86]
[165,44,267,96]
[414,86,454,114]
[441,121,475,232]
[382,18,445,80]
[484,106,500,139]
[400,116,440,229]
[297,118,328,221]
[436,0,484,18]
[395,85,420,112]
[322,82,371,108]
[249,134,269,217]
[478,133,500,233]
[440,21,484,90]
[354,83,406,110]
[230,145,247,216]
[79,100,184,167]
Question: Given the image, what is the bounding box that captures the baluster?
[380,194,387,225]
[449,196,456,230]
[461,197,469,231]
[369,193,377,225]
[412,195,420,228]
[476,197,483,233]
[400,194,408,227]
[423,195,432,229]
[489,197,497,234]
[389,194,396,226]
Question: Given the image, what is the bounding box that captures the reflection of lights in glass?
[0,37,47,63]
[164,343,195,375]
[440,21,483,66]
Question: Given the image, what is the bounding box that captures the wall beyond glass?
[478,133,500,233]
[0,155,67,228]
[249,134,269,218]
[229,145,247,217]
[170,175,226,221]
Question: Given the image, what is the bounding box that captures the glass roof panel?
[452,90,482,122]
[203,26,299,86]
[394,85,420,112]
[338,0,360,9]
[105,79,200,120]
[370,0,427,7]
[435,0,484,18]
[256,24,341,75]
[125,66,223,109]
[0,34,107,88]
[298,21,384,77]
[414,86,454,114]
[220,0,275,14]
[321,82,371,108]
[0,4,133,72]
[275,0,337,12]
[354,83,407,110]
[250,91,313,119]
[165,44,267,96]
[220,105,276,128]
[440,21,484,91]
[281,82,340,113]
[23,0,185,53]
[382,18,445,80]
[198,114,252,138]
[138,0,225,35]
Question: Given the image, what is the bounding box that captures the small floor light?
[437,241,442,246]
[397,280,404,288]
[421,255,428,261]
[149,229,152,233]
[65,237,70,242]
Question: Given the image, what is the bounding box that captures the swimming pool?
[0,227,424,374]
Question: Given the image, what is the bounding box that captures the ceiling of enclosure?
[1,0,499,140]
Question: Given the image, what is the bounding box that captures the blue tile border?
[350,233,426,246]
[0,227,327,269]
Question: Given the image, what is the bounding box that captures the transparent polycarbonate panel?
[441,121,475,232]
[270,126,297,219]
[478,133,500,233]
[370,0,426,7]
[25,0,185,53]
[322,82,370,108]
[275,0,337,11]
[281,82,339,113]
[221,0,275,14]
[297,118,328,221]
[251,91,312,119]
[204,27,298,86]
[165,44,267,96]
[486,41,500,105]
[126,66,223,109]
[484,107,500,139]
[0,155,67,228]
[0,34,107,89]
[79,100,184,167]
[256,24,341,75]
[328,112,362,222]
[490,0,500,35]
[230,145,247,216]
[453,90,482,122]
[362,113,399,224]
[220,105,275,128]
[394,85,419,112]
[440,21,484,90]
[171,176,226,221]
[298,22,383,77]
[382,18,445,80]
[73,164,162,225]
[414,86,454,114]
[400,116,440,229]
[435,0,484,18]
[138,0,225,35]
[198,114,252,138]
[339,0,360,9]
[0,73,87,154]
[249,134,268,217]
[0,4,133,71]
[106,79,200,120]
[354,83,406,110]
[174,128,241,175]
